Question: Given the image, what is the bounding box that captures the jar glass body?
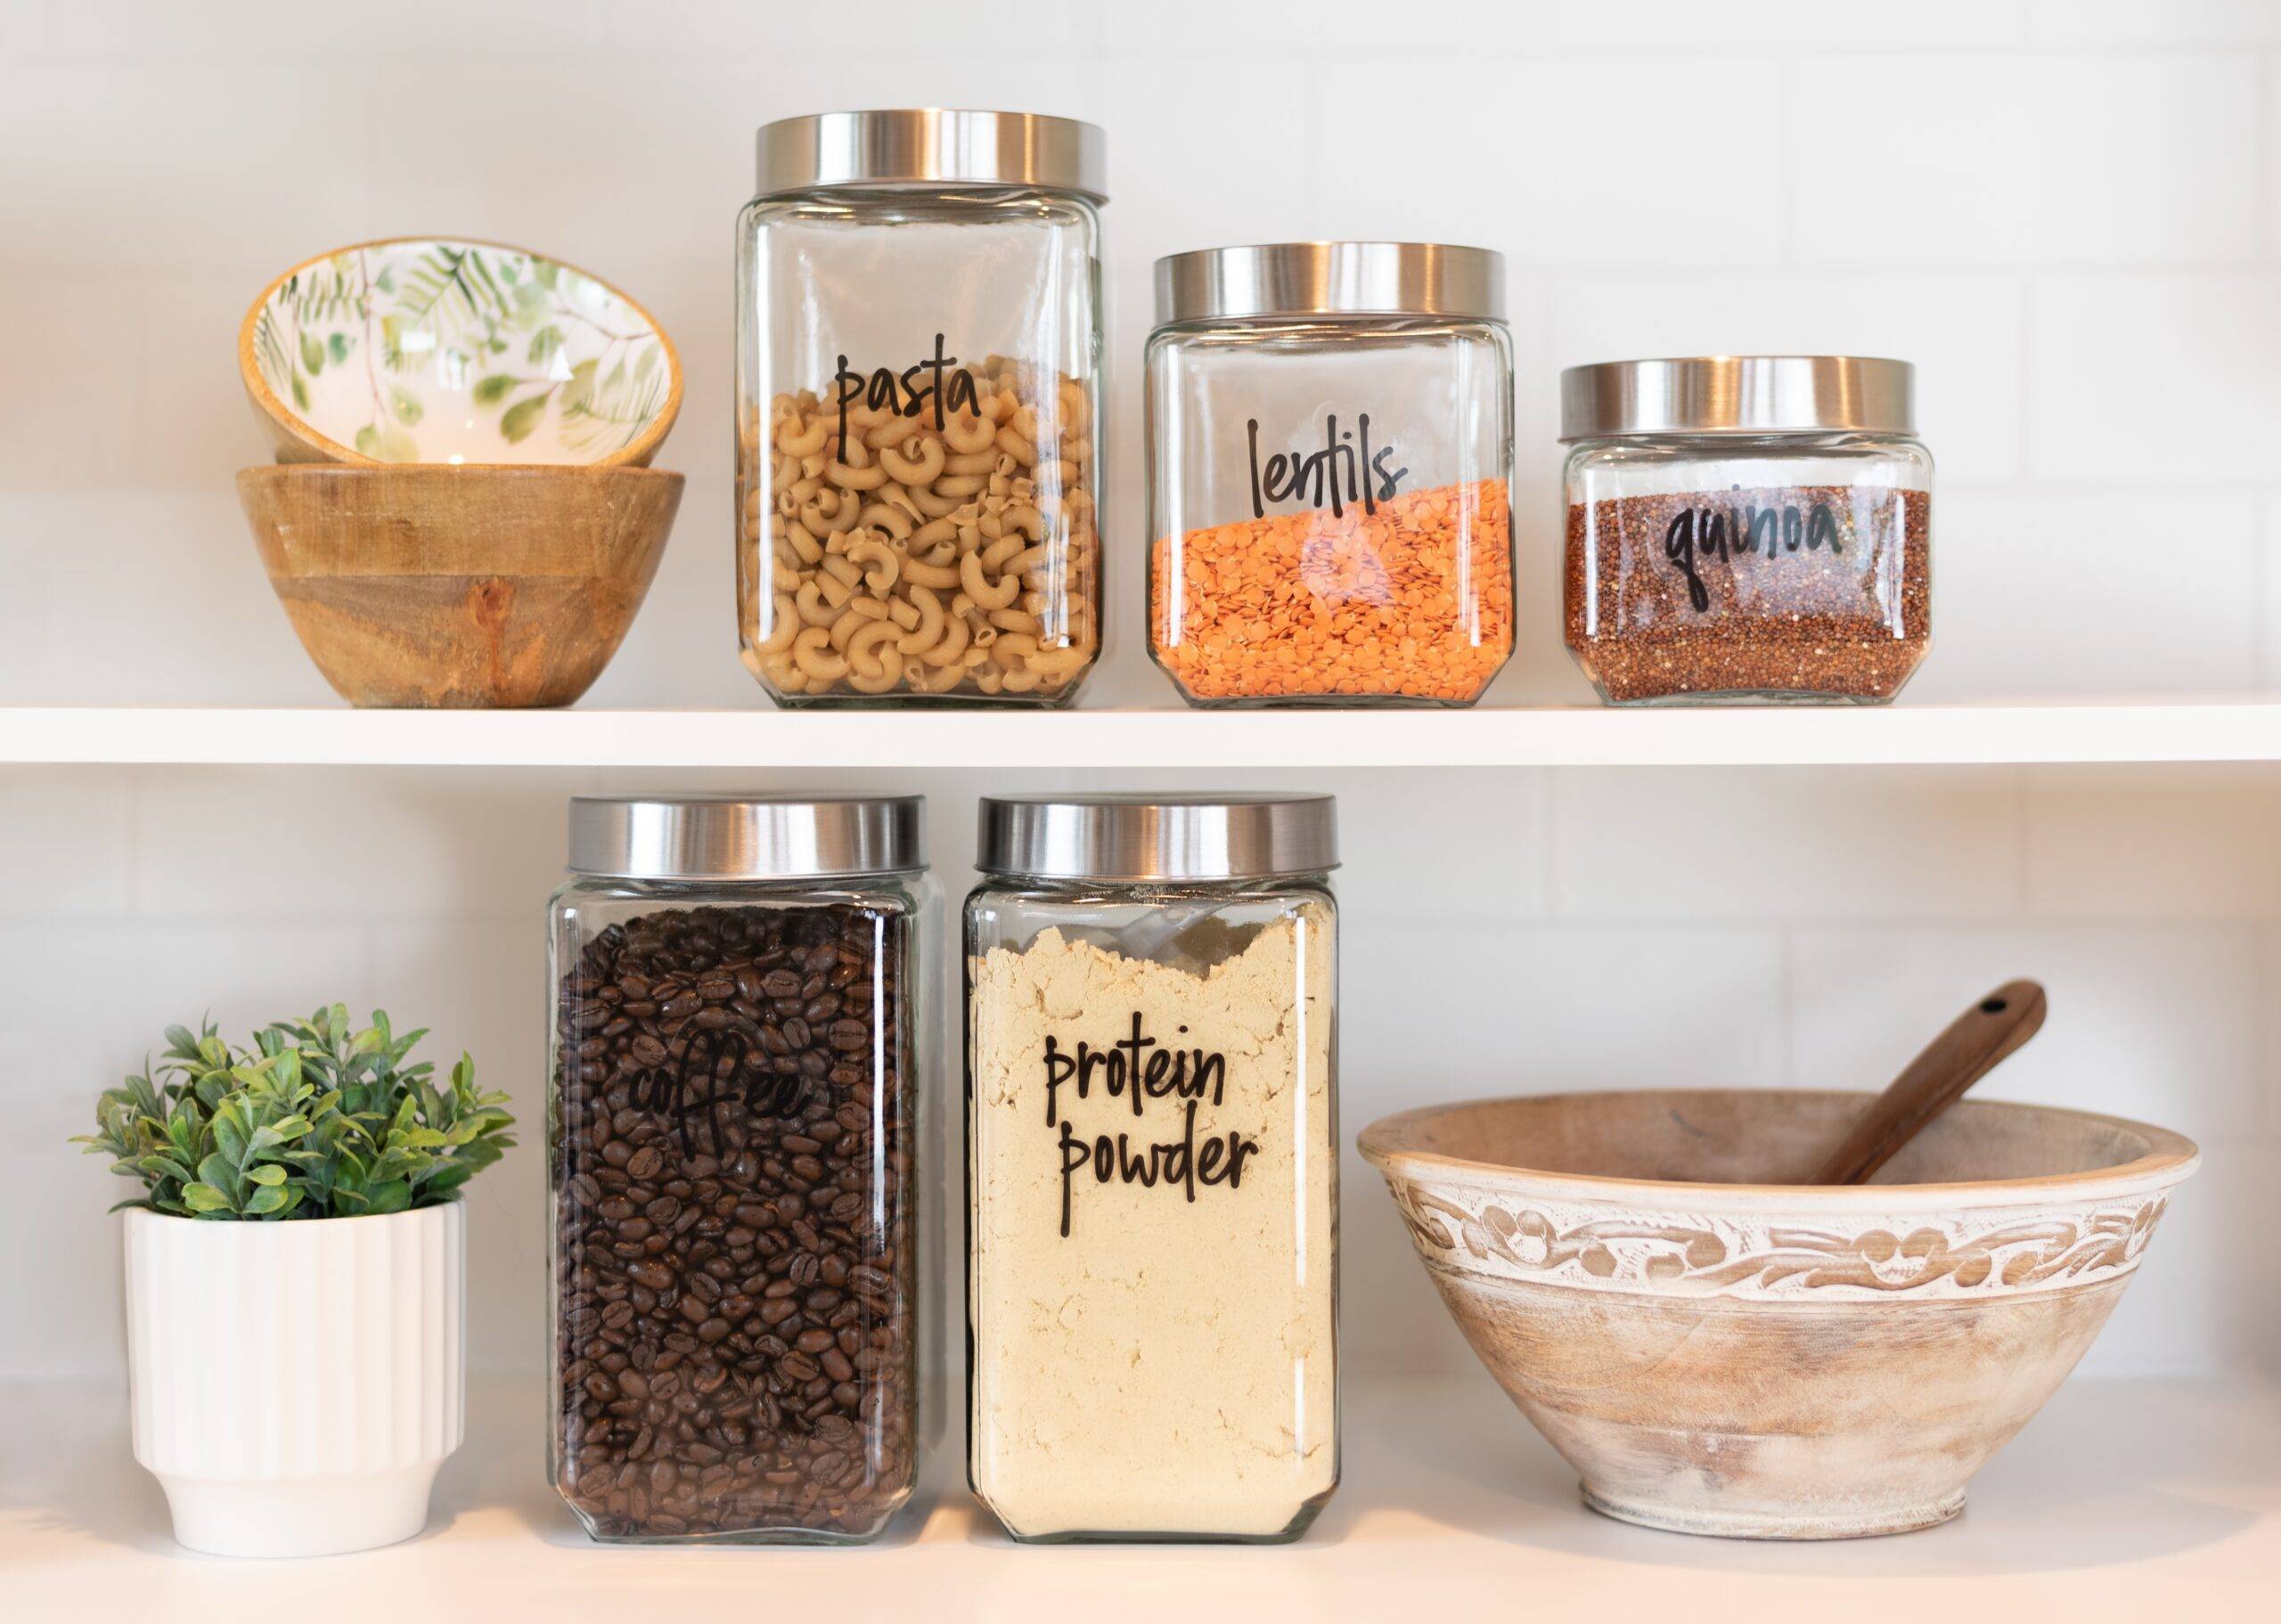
[964,874,1339,1541]
[1563,430,1934,706]
[547,869,935,1543]
[1147,314,1515,706]
[736,184,1104,706]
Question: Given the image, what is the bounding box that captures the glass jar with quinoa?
[1146,241,1515,706]
[736,110,1107,706]
[548,794,933,1544]
[1561,355,1932,706]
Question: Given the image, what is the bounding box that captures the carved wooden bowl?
[238,464,681,707]
[1359,1089,2198,1540]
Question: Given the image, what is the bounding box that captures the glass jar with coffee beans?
[548,794,932,1544]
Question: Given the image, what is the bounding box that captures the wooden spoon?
[1812,979,2048,1186]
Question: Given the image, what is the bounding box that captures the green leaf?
[472,374,518,406]
[82,1005,512,1220]
[498,388,553,444]
[388,388,425,427]
[298,331,325,375]
[355,422,420,462]
[527,325,563,368]
[327,331,352,363]
[290,373,309,412]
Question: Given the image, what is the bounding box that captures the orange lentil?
[1149,479,1515,705]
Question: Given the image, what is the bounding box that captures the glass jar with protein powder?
[964,793,1339,1543]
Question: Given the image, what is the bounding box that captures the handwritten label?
[626,1028,805,1160]
[1041,1012,1260,1238]
[1247,412,1409,519]
[1664,498,1845,614]
[833,332,978,443]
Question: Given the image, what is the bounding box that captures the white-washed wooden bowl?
[240,237,680,467]
[1359,1089,2198,1539]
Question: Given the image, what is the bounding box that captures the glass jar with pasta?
[736,110,1107,706]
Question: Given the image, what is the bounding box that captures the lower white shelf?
[4,1371,2276,1616]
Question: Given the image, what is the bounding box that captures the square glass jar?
[1147,242,1515,707]
[964,795,1340,1543]
[1561,356,1933,706]
[736,110,1106,706]
[547,795,935,1544]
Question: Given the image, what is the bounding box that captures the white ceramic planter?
[123,1201,464,1557]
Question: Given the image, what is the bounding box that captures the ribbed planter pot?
[123,1201,464,1557]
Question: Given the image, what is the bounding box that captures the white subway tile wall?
[1,4,2277,1385]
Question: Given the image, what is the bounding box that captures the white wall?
[2,1,2278,1385]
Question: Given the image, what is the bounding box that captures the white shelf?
[1,698,2279,770]
[4,1372,2275,1618]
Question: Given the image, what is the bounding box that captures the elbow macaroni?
[738,357,1100,701]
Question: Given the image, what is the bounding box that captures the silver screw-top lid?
[1155,241,1505,325]
[1559,355,1916,440]
[755,109,1107,201]
[568,795,925,881]
[977,793,1338,881]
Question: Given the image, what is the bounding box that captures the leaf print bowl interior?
[1358,1089,2198,1540]
[239,238,681,467]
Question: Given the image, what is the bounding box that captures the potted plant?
[76,1006,513,1557]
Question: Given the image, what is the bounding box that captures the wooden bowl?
[238,464,682,708]
[1359,1089,2198,1539]
[240,237,681,467]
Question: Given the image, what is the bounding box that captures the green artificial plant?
[75,1005,514,1220]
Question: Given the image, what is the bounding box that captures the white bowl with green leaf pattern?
[240,237,681,467]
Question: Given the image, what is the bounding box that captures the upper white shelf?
[1,699,2278,770]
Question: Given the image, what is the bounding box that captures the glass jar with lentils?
[548,794,931,1543]
[1562,355,1932,705]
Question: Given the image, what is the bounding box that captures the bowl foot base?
[1580,1481,1966,1541]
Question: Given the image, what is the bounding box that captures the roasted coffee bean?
[553,902,914,1541]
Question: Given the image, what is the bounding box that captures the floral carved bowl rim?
[1359,1091,2199,1302]
[237,235,683,470]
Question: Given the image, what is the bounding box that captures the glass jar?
[1562,355,1933,706]
[736,110,1107,707]
[1147,241,1515,706]
[548,794,933,1544]
[965,794,1340,1542]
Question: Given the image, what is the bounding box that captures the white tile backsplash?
[2023,766,2281,920]
[2030,275,2281,484]
[1549,766,2025,922]
[1911,493,2262,698]
[1790,53,2261,267]
[1310,53,1787,266]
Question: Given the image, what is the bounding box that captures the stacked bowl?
[236,238,683,707]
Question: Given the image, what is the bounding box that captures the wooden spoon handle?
[1812,979,2048,1186]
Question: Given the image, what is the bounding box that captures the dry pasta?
[737,355,1100,702]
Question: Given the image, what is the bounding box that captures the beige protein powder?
[968,905,1337,1538]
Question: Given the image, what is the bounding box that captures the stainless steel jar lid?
[568,795,925,881]
[755,109,1107,201]
[1559,355,1915,439]
[1155,241,1505,324]
[978,794,1337,881]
